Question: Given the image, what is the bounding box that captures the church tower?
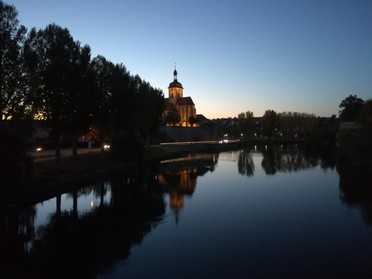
[168,68,183,106]
[164,66,199,127]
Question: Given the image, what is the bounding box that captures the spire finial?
[173,63,178,81]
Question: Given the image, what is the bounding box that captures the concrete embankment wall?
[159,126,217,142]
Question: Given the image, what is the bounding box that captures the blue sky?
[7,0,372,118]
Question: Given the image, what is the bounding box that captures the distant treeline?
[212,111,337,143]
[212,95,372,151]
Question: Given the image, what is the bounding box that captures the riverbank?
[0,146,173,213]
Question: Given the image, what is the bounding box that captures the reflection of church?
[164,68,206,127]
[157,154,218,224]
[157,166,198,211]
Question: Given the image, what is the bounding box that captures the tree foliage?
[164,111,180,126]
[0,0,27,119]
[262,110,279,137]
[24,24,92,161]
[188,115,197,128]
[133,75,164,144]
[339,94,365,122]
[237,111,254,136]
[278,111,317,138]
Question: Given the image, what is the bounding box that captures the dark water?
[1,145,372,278]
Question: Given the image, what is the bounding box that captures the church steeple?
[173,63,178,81]
[168,65,183,105]
[168,66,183,89]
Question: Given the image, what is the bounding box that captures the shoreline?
[0,146,174,213]
[0,140,338,213]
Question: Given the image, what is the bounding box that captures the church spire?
[168,64,183,89]
[173,63,178,81]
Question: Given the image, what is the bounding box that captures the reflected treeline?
[237,144,336,176]
[0,168,165,279]
[338,163,372,226]
[156,154,218,222]
[238,148,255,176]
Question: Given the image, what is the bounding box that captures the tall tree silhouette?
[90,55,115,148]
[339,95,365,122]
[262,110,279,137]
[24,24,82,163]
[133,75,164,145]
[65,44,94,160]
[238,111,254,136]
[0,0,27,119]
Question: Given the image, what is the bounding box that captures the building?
[163,68,199,127]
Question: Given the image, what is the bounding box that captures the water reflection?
[0,170,165,279]
[237,147,254,176]
[338,164,372,225]
[262,144,336,174]
[0,146,371,278]
[237,145,336,176]
[158,154,218,223]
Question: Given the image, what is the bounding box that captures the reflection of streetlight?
[90,200,94,208]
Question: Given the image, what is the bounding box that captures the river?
[1,145,371,278]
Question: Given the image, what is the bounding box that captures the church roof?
[177,97,195,106]
[168,69,183,88]
[164,98,176,110]
[168,80,183,88]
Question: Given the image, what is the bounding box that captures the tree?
[0,0,27,119]
[337,99,372,170]
[0,1,32,185]
[262,110,279,137]
[237,111,254,137]
[90,55,115,148]
[359,99,372,129]
[133,76,164,145]
[278,111,318,138]
[165,111,180,126]
[339,95,365,122]
[189,115,197,127]
[24,24,82,163]
[65,43,94,160]
[109,63,133,132]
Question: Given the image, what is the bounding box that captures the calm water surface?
[1,146,371,278]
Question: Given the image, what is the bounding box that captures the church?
[163,68,206,127]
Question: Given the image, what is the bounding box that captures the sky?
[6,0,372,118]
